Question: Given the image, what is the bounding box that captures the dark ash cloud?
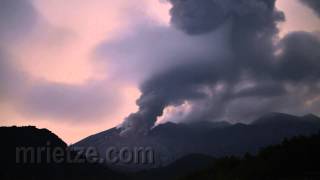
[275,31,320,81]
[116,0,320,135]
[169,0,228,34]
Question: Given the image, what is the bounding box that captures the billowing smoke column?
[119,0,320,135]
[120,92,167,135]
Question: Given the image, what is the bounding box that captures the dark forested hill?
[181,132,320,180]
[2,113,320,180]
[0,126,124,180]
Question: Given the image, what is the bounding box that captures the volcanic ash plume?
[118,0,320,136]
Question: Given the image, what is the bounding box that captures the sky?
[0,0,319,143]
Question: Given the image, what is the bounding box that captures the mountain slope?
[132,154,215,180]
[74,113,320,171]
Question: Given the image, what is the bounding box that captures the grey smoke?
[300,0,320,16]
[275,31,320,81]
[115,0,320,135]
[169,0,228,34]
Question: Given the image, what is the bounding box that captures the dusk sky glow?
[0,0,319,144]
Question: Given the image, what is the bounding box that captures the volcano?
[74,113,320,171]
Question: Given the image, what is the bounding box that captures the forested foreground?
[181,133,320,180]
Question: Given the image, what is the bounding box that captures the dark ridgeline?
[74,113,320,170]
[1,113,320,180]
[0,126,124,180]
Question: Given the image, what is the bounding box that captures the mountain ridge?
[74,113,320,171]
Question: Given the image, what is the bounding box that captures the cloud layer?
[109,0,320,135]
[1,0,320,140]
[0,0,130,123]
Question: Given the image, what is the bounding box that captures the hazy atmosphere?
[1,0,320,144]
